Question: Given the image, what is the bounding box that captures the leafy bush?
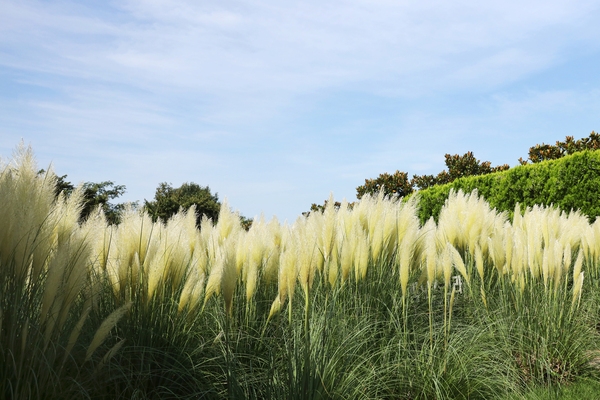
[415,149,600,223]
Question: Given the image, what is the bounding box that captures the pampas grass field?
[3,143,600,399]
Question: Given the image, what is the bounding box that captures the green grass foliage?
[415,149,600,223]
[3,143,600,399]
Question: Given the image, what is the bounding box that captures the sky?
[1,0,599,222]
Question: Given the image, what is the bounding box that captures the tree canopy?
[310,131,599,214]
[144,182,221,227]
[411,152,509,190]
[353,132,599,202]
[519,131,600,164]
[355,152,509,200]
[41,171,128,224]
[81,181,127,225]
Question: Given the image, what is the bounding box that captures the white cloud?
[1,0,600,221]
[3,0,599,97]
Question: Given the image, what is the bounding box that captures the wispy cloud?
[1,0,599,220]
[4,0,598,93]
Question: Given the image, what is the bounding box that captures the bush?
[414,149,600,223]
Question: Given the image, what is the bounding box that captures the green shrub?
[414,149,600,223]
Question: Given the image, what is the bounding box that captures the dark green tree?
[81,181,127,225]
[38,171,127,224]
[144,182,221,227]
[54,174,76,197]
[519,131,600,164]
[349,132,599,211]
[304,199,355,217]
[354,152,509,200]
[239,215,254,231]
[412,152,509,190]
[356,170,414,199]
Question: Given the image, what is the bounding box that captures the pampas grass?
[4,143,600,399]
[0,143,128,398]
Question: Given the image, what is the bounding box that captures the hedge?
[413,149,600,223]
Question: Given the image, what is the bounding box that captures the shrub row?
[414,149,600,223]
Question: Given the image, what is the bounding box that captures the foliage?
[519,131,600,165]
[81,180,127,224]
[144,181,221,227]
[356,170,414,199]
[412,151,510,190]
[53,173,75,196]
[354,152,509,201]
[239,214,254,231]
[353,132,597,208]
[496,377,600,400]
[38,170,128,224]
[415,149,600,223]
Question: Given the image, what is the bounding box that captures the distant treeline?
[309,131,600,222]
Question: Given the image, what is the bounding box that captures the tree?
[304,199,355,217]
[412,152,509,190]
[356,170,414,200]
[144,182,221,227]
[81,181,128,225]
[38,170,128,224]
[519,131,600,164]
[54,173,75,197]
[354,152,509,200]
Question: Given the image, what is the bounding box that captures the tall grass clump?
[0,143,127,399]
[87,203,220,398]
[491,204,600,388]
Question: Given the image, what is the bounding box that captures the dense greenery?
[144,181,222,226]
[355,151,511,201]
[415,149,600,223]
[519,131,600,164]
[311,150,509,215]
[81,180,128,224]
[40,171,128,224]
[44,175,253,230]
[144,182,253,230]
[354,131,599,202]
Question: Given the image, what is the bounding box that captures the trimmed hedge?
[413,149,600,223]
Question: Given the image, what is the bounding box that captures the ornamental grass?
[3,144,600,399]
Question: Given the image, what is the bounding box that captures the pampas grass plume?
[423,218,437,287]
[450,243,469,284]
[178,268,199,313]
[298,233,318,296]
[572,271,584,309]
[339,237,354,283]
[354,232,370,281]
[443,243,453,287]
[321,194,337,261]
[572,250,584,283]
[221,239,238,316]
[327,245,339,287]
[475,245,484,283]
[204,248,225,306]
[86,301,132,362]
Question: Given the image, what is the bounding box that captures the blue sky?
[1,0,599,222]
